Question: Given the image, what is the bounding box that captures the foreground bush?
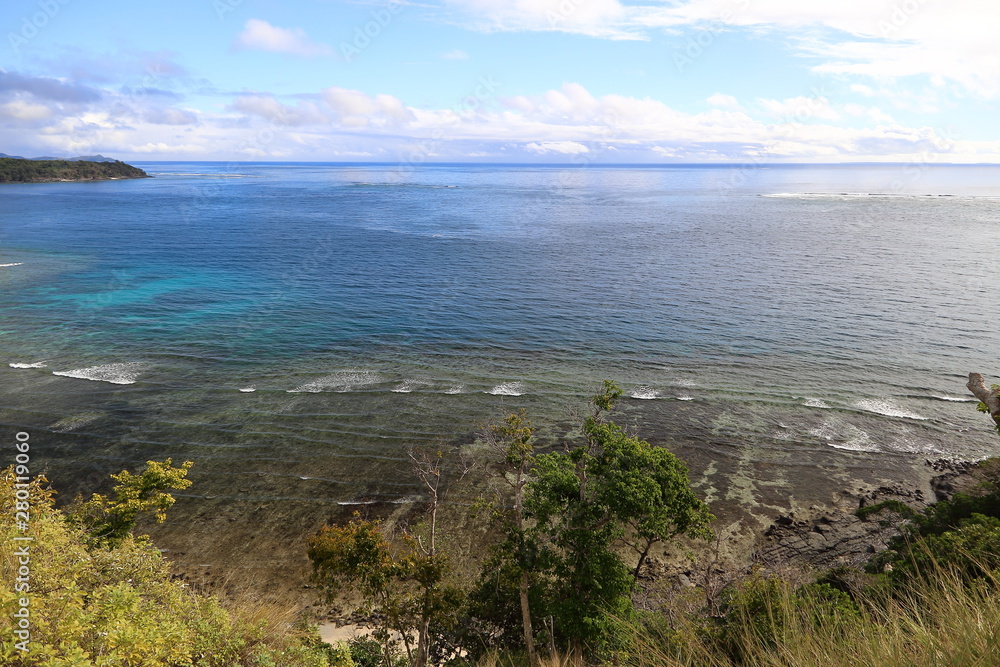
[0,467,332,666]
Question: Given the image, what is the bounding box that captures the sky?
[1,0,999,163]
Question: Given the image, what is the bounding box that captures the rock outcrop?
[754,458,984,571]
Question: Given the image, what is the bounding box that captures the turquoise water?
[1,163,999,505]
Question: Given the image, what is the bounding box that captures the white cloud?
[233,19,333,57]
[673,0,1000,98]
[0,99,53,122]
[525,141,590,154]
[758,95,840,122]
[440,0,1000,97]
[442,49,469,60]
[6,78,995,163]
[322,87,414,127]
[142,107,199,126]
[130,142,207,154]
[231,94,329,126]
[706,93,739,109]
[843,103,895,125]
[443,0,640,39]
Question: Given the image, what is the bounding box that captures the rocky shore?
[755,458,983,572]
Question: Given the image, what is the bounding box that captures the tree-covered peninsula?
[0,157,149,183]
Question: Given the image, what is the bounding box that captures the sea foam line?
[802,397,831,409]
[391,380,427,394]
[52,362,149,385]
[9,362,47,369]
[931,394,977,403]
[630,385,659,400]
[854,398,928,421]
[288,370,383,393]
[487,382,526,396]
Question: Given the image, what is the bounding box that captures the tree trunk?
[520,571,538,665]
[571,637,583,666]
[631,537,656,590]
[969,373,1000,428]
[412,617,430,667]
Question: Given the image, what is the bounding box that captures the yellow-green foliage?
[69,458,194,546]
[324,641,356,667]
[0,468,331,667]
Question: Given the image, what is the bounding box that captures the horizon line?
[122,160,1000,167]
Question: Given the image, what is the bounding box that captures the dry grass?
[628,566,1000,667]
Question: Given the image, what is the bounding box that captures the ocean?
[2,162,999,536]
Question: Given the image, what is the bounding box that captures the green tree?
[310,446,469,667]
[525,380,714,660]
[308,516,409,666]
[69,458,193,546]
[477,411,541,665]
[308,515,463,667]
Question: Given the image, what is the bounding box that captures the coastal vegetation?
[0,157,148,183]
[3,375,1000,665]
[0,460,332,666]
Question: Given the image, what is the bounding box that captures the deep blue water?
[2,163,1000,506]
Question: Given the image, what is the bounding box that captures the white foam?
[338,496,416,506]
[803,397,831,409]
[672,378,697,387]
[763,192,855,199]
[487,382,526,396]
[630,385,659,400]
[9,362,47,369]
[854,398,928,421]
[676,395,695,401]
[444,384,465,395]
[828,441,878,452]
[52,362,148,385]
[762,192,992,201]
[239,386,256,393]
[288,370,383,393]
[810,421,879,452]
[931,394,977,403]
[391,380,426,393]
[0,263,24,268]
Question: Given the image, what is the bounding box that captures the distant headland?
[0,154,150,183]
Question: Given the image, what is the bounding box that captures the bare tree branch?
[968,372,1000,428]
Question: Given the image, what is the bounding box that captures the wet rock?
[755,458,983,571]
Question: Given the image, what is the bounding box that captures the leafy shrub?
[0,467,331,666]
